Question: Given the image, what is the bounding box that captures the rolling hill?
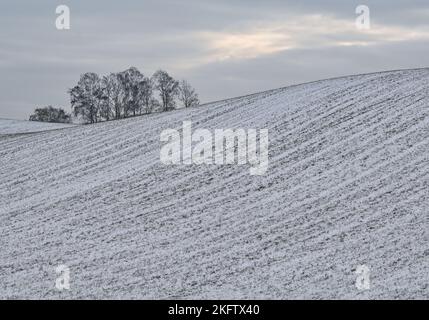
[0,69,428,299]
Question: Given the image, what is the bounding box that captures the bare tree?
[152,70,179,112]
[101,73,122,121]
[69,72,103,124]
[138,77,154,114]
[117,67,144,117]
[178,80,200,108]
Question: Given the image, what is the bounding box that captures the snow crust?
[0,69,428,299]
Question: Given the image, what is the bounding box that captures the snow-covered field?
[0,118,75,135]
[0,69,428,299]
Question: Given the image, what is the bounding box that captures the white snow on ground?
[0,69,428,299]
[0,118,75,135]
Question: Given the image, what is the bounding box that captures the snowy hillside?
[0,69,428,299]
[0,118,75,135]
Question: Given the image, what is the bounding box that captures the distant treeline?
[29,67,199,124]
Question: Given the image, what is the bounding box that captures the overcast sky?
[1,0,428,119]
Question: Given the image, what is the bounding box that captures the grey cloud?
[0,0,428,119]
[185,40,429,102]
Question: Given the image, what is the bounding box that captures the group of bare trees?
[29,106,71,123]
[69,67,199,124]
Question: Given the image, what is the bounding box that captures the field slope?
[0,118,75,135]
[0,69,428,299]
